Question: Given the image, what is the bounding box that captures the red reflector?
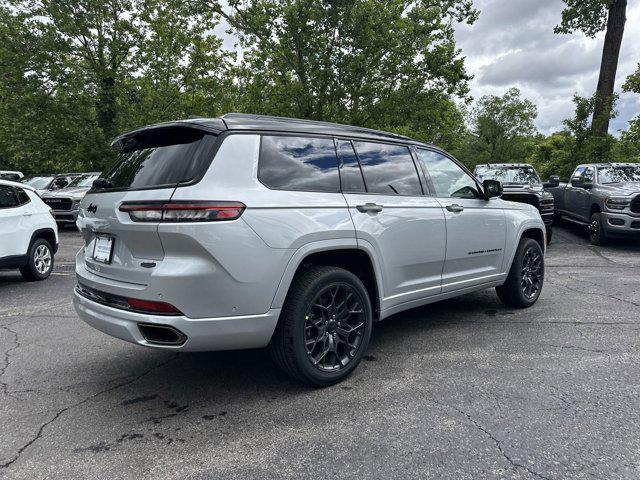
[126,298,182,315]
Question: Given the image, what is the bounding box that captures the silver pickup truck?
[546,163,640,245]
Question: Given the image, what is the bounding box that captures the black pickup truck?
[474,163,554,243]
[546,163,640,245]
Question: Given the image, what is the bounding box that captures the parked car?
[22,173,81,196]
[0,170,24,181]
[73,114,547,386]
[546,163,640,245]
[474,163,555,243]
[40,172,101,228]
[0,179,58,280]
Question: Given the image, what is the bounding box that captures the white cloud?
[455,0,640,135]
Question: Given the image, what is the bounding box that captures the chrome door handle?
[22,212,33,216]
[446,204,464,213]
[356,203,383,213]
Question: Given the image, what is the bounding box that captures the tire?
[545,226,553,245]
[588,212,607,246]
[496,238,544,308]
[19,238,54,281]
[269,266,373,387]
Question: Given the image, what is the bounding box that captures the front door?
[415,149,506,293]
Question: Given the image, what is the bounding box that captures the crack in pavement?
[548,277,640,309]
[427,398,554,480]
[0,324,20,397]
[0,353,179,470]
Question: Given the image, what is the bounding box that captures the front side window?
[417,149,480,199]
[335,139,366,193]
[259,135,340,192]
[0,186,19,208]
[352,142,422,195]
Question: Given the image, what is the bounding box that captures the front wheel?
[269,266,373,387]
[588,212,607,245]
[496,238,544,308]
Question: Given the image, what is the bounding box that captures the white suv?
[0,179,58,280]
[74,114,546,386]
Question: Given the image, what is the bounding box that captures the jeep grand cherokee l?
[73,114,546,386]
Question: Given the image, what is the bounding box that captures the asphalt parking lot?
[1,225,640,480]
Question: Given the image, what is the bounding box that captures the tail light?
[119,201,246,222]
[126,298,183,315]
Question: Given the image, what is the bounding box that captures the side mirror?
[547,175,560,187]
[483,179,503,199]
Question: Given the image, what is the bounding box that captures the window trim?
[257,133,343,194]
[345,137,426,197]
[333,138,367,194]
[415,146,485,199]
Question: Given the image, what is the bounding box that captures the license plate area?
[92,235,114,264]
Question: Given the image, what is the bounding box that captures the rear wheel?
[588,212,607,245]
[496,238,544,308]
[269,266,373,387]
[20,238,54,281]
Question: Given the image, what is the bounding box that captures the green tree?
[555,0,627,135]
[466,87,538,166]
[207,0,478,143]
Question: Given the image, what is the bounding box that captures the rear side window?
[259,135,340,192]
[352,142,422,195]
[0,186,19,208]
[16,188,30,205]
[335,139,366,193]
[96,127,218,191]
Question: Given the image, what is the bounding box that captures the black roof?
[112,113,434,149]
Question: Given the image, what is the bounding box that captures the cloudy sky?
[454,0,640,135]
[217,0,640,135]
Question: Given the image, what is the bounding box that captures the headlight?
[526,185,544,193]
[605,196,631,210]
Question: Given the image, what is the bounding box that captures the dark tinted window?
[417,149,480,199]
[95,127,218,191]
[259,135,339,192]
[16,188,30,205]
[352,142,422,195]
[335,139,366,193]
[0,186,19,208]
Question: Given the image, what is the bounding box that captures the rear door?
[77,126,219,285]
[340,139,446,307]
[415,148,506,292]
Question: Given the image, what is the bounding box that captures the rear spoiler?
[111,119,227,151]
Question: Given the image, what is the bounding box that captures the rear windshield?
[93,127,218,192]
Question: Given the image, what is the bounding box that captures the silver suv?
[74,114,546,386]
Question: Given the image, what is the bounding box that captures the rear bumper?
[601,212,640,236]
[73,289,280,351]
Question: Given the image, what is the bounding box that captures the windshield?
[68,174,100,188]
[598,165,640,184]
[23,176,54,189]
[475,166,542,185]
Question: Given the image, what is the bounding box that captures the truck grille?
[43,197,72,211]
[539,198,554,213]
[631,195,640,214]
